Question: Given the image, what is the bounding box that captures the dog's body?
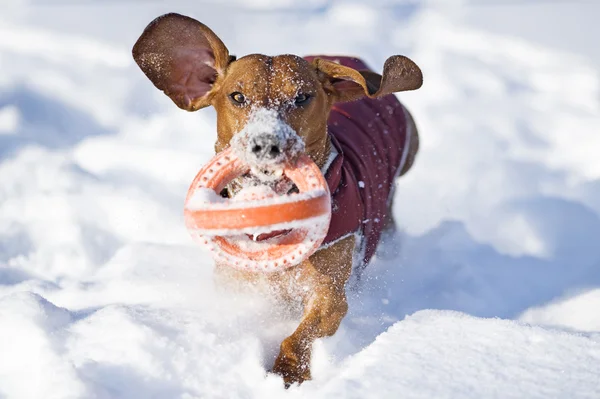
[304,55,418,269]
[133,13,422,386]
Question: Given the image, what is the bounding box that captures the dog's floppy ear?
[132,13,231,111]
[314,56,422,103]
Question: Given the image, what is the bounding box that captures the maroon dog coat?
[303,56,410,267]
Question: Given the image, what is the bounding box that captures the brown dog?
[133,13,422,386]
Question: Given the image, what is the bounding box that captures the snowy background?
[1,0,600,398]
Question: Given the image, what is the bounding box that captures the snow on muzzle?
[231,108,305,178]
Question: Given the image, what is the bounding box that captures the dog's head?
[133,13,422,173]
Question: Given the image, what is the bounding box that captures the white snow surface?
[1,1,600,398]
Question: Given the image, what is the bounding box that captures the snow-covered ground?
[1,1,600,398]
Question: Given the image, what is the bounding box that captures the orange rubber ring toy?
[184,148,331,272]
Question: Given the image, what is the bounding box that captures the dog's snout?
[231,108,305,169]
[250,134,283,161]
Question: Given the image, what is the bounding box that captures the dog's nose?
[250,134,283,161]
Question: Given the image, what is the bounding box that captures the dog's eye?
[294,93,311,105]
[230,92,246,105]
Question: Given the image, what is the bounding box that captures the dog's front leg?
[272,235,355,386]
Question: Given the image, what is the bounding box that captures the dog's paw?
[272,338,311,387]
[272,354,311,388]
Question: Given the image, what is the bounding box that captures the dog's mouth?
[249,166,285,183]
[225,108,308,242]
[221,168,299,242]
